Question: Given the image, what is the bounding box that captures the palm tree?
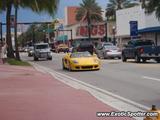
[106,0,138,21]
[144,0,160,20]
[14,0,20,60]
[0,0,15,58]
[76,0,103,40]
[0,0,59,59]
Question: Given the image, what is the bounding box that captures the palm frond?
[76,0,103,22]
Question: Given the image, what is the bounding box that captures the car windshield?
[104,46,118,50]
[103,43,113,46]
[134,41,154,46]
[70,52,92,58]
[35,45,49,49]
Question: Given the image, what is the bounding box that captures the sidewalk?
[0,65,134,120]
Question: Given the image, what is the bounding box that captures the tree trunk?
[6,3,15,58]
[15,5,20,60]
[87,10,91,41]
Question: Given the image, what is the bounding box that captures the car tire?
[34,56,38,61]
[142,59,146,63]
[48,57,52,60]
[156,59,160,63]
[118,57,121,59]
[62,60,66,70]
[135,54,140,63]
[122,54,127,62]
[68,62,72,71]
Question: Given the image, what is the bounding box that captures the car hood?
[71,57,100,65]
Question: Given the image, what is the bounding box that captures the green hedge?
[7,58,31,66]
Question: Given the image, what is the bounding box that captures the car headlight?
[72,60,78,64]
[48,52,52,55]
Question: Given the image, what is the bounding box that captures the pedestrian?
[1,43,7,64]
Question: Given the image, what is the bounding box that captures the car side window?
[128,41,134,47]
[128,41,132,45]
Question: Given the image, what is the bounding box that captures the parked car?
[96,45,121,59]
[62,51,100,71]
[33,43,52,61]
[122,40,160,63]
[55,44,69,53]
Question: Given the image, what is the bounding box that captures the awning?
[138,26,160,33]
[43,28,55,33]
[57,35,68,41]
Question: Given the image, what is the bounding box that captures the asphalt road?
[22,52,160,108]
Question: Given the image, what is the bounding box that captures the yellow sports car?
[62,51,101,71]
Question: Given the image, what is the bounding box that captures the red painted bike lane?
[0,65,134,120]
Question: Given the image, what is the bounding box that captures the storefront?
[64,22,115,47]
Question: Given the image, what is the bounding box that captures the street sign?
[58,24,63,30]
[130,21,138,37]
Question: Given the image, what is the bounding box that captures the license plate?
[41,54,46,57]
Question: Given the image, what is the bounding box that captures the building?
[116,5,160,48]
[63,6,116,47]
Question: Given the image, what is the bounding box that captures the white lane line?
[142,76,160,82]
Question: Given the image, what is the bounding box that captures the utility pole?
[112,26,116,45]
[0,22,2,43]
[87,10,91,41]
[70,29,73,41]
[105,20,108,42]
[47,23,50,43]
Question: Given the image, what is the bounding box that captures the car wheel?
[156,59,160,63]
[62,60,66,70]
[135,54,140,63]
[142,59,146,63]
[68,62,72,71]
[122,54,127,62]
[34,56,38,61]
[48,57,52,60]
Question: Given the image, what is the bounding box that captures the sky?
[0,0,107,23]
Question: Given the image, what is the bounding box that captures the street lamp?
[87,10,91,41]
[112,26,116,45]
[47,23,50,43]
[104,19,108,42]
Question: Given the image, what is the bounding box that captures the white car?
[33,43,52,61]
[96,45,121,59]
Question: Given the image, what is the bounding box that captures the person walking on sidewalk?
[1,43,7,64]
